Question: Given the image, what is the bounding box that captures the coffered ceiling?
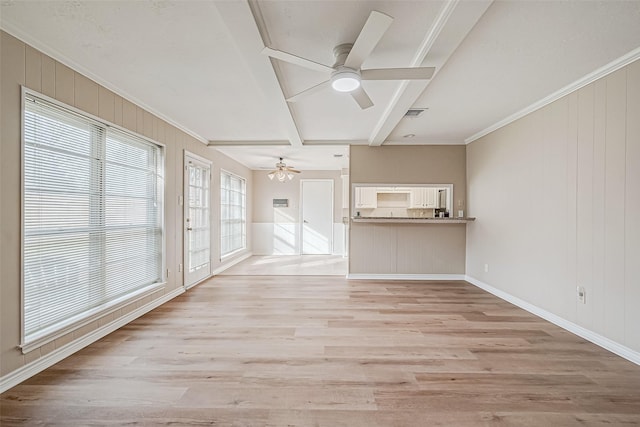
[2,1,640,170]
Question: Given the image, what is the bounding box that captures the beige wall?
[349,146,467,274]
[350,145,467,211]
[0,31,253,378]
[252,170,343,223]
[466,59,640,353]
[252,170,345,255]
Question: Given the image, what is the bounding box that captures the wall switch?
[577,286,586,304]
[484,264,489,273]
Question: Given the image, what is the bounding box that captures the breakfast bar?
[352,216,475,224]
[348,184,473,277]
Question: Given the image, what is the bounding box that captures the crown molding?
[0,24,208,145]
[466,46,640,144]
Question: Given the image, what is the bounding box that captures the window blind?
[220,171,246,256]
[22,93,164,348]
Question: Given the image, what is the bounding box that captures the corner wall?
[0,31,253,386]
[466,59,640,355]
[349,146,467,275]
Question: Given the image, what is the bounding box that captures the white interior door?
[184,153,211,287]
[301,180,333,254]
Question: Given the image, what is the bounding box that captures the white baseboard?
[0,287,184,393]
[347,273,466,281]
[184,252,253,291]
[212,251,252,276]
[465,275,640,366]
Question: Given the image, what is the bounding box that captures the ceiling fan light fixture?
[266,157,299,183]
[331,69,361,92]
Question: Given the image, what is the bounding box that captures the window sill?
[20,282,165,354]
[220,247,248,262]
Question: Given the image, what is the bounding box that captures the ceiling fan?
[262,10,435,110]
[267,157,300,182]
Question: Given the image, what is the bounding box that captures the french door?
[184,152,212,288]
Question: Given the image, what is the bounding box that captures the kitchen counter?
[351,216,475,224]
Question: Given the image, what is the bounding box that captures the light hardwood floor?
[2,276,640,426]
[220,255,348,276]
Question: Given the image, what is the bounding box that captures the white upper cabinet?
[410,188,438,208]
[355,187,377,208]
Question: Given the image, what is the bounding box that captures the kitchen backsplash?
[355,207,438,218]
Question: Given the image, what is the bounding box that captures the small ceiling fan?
[262,10,435,110]
[268,157,300,182]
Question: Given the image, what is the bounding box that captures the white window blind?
[22,92,164,350]
[220,171,246,256]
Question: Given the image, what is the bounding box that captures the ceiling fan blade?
[361,67,435,80]
[262,47,334,74]
[344,11,393,70]
[286,168,301,173]
[350,87,374,110]
[286,80,331,102]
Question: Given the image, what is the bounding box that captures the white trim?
[465,275,640,366]
[20,283,165,354]
[1,24,208,145]
[183,150,212,166]
[183,151,213,288]
[219,169,248,257]
[1,287,184,394]
[347,274,466,281]
[465,47,640,144]
[212,251,252,276]
[183,275,210,291]
[22,87,165,148]
[20,87,167,352]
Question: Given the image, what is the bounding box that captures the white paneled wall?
[252,223,345,256]
[467,59,640,353]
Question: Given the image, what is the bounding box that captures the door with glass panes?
[184,153,211,287]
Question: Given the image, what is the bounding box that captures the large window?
[220,171,246,256]
[22,90,164,351]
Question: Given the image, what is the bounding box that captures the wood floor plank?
[2,276,640,426]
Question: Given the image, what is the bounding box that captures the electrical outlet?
[484,264,489,273]
[577,286,586,304]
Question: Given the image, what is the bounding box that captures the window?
[220,171,246,256]
[22,90,164,351]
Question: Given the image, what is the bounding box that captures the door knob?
[186,227,193,231]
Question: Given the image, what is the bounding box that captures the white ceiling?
[2,1,640,170]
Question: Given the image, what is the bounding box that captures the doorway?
[184,152,212,288]
[300,179,333,255]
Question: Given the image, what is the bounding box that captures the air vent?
[404,108,426,118]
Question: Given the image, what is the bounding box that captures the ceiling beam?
[209,139,368,147]
[214,0,303,147]
[368,0,493,146]
[208,140,291,147]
